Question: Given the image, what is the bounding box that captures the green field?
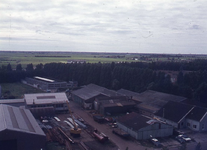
[1,51,207,69]
[0,82,44,98]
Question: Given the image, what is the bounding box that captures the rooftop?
[72,84,121,100]
[24,92,68,105]
[0,104,45,135]
[117,89,140,100]
[117,112,157,131]
[187,106,207,122]
[136,90,187,113]
[155,101,194,123]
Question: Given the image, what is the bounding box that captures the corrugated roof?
[0,104,45,135]
[135,90,187,113]
[137,90,186,103]
[155,101,194,123]
[24,93,68,105]
[187,106,207,122]
[72,84,121,100]
[117,112,151,131]
[117,89,140,98]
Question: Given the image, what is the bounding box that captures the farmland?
[1,51,207,69]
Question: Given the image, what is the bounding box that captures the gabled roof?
[117,112,154,131]
[136,90,187,113]
[72,84,121,101]
[0,104,45,136]
[187,106,207,122]
[155,101,194,123]
[24,92,68,105]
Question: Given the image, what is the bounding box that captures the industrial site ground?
[38,101,207,150]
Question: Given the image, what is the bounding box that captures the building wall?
[154,116,179,128]
[27,103,68,113]
[71,94,84,105]
[117,122,173,140]
[186,119,200,131]
[0,130,46,150]
[200,114,207,131]
[186,114,207,132]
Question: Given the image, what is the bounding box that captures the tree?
[16,64,22,71]
[26,63,34,72]
[7,63,12,72]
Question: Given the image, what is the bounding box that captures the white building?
[24,93,69,113]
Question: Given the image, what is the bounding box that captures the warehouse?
[25,76,67,91]
[0,104,46,150]
[71,84,121,109]
[117,112,173,140]
[134,90,187,117]
[24,93,68,113]
[94,96,136,115]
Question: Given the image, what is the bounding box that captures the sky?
[0,0,207,54]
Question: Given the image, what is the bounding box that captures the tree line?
[1,59,207,105]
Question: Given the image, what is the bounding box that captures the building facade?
[117,112,173,140]
[24,93,69,113]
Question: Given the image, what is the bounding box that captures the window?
[193,125,197,129]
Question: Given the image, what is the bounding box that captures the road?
[69,101,152,150]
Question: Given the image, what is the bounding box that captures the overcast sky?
[0,0,207,54]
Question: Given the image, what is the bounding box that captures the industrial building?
[71,84,122,109]
[133,90,187,117]
[186,106,207,132]
[25,76,67,90]
[94,96,136,115]
[154,101,194,129]
[24,93,69,113]
[0,104,46,150]
[117,112,173,140]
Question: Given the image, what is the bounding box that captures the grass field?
[1,82,44,98]
[1,51,207,69]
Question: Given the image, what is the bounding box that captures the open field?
[1,51,207,69]
[0,82,44,98]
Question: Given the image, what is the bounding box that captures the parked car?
[150,138,162,147]
[175,136,185,144]
[178,134,191,142]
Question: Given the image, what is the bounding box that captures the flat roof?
[0,104,45,135]
[24,93,68,105]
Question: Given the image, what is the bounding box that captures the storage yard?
[38,112,118,150]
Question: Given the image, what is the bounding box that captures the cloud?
[0,0,207,54]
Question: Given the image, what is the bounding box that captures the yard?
[0,82,44,99]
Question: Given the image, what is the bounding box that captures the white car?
[178,135,191,142]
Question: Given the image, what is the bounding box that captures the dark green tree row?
[1,60,207,105]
